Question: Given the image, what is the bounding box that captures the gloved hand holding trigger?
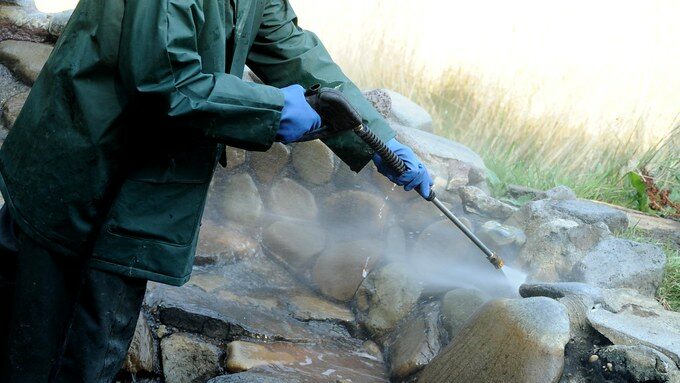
[373,138,434,199]
[276,84,322,144]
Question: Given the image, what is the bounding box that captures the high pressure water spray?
[302,85,507,276]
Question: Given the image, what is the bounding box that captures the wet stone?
[312,239,382,302]
[262,220,326,269]
[196,221,260,265]
[124,313,157,375]
[224,147,246,170]
[160,333,222,383]
[291,140,335,185]
[1,89,27,129]
[250,142,290,183]
[323,190,391,234]
[225,341,299,373]
[420,297,570,383]
[219,173,263,226]
[267,178,317,221]
[355,262,423,338]
[441,288,490,341]
[0,40,52,85]
[286,293,355,324]
[386,302,445,380]
[595,345,680,383]
[477,220,526,247]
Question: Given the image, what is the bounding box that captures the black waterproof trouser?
[0,205,148,383]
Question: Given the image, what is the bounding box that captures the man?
[0,0,433,381]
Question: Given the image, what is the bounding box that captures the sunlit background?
[38,0,680,141]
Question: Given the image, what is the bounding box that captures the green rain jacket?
[0,0,395,285]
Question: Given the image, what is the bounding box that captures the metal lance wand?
[302,85,507,276]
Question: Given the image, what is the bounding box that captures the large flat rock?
[588,305,680,365]
[0,40,52,85]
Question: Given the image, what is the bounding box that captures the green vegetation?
[335,41,679,214]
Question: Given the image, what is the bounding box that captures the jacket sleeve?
[247,0,396,171]
[118,0,285,151]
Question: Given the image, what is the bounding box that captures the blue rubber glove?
[373,138,434,199]
[276,85,322,144]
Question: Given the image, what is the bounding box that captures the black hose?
[354,125,407,174]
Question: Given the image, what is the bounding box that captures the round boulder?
[419,297,570,383]
[268,178,317,221]
[291,140,335,185]
[220,173,263,226]
[312,239,382,302]
[263,221,326,269]
[323,190,391,234]
[250,142,290,183]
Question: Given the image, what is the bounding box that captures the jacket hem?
[88,258,190,286]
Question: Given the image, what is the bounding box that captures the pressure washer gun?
[301,85,506,274]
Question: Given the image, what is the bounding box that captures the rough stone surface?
[160,333,221,383]
[596,345,680,383]
[520,282,604,301]
[364,89,433,132]
[0,40,52,85]
[196,221,260,265]
[0,63,28,131]
[250,142,290,183]
[312,240,382,302]
[572,238,666,297]
[419,297,570,383]
[323,190,391,233]
[220,173,263,226]
[391,124,487,190]
[224,147,246,170]
[459,186,518,219]
[123,313,157,375]
[545,185,577,201]
[291,140,335,185]
[552,199,629,233]
[355,262,423,338]
[588,305,680,365]
[1,88,27,128]
[226,341,299,373]
[262,220,326,268]
[0,5,71,42]
[509,199,612,282]
[286,293,354,324]
[441,288,490,340]
[267,178,317,221]
[477,220,526,247]
[387,302,444,380]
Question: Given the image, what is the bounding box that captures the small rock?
[387,302,445,380]
[225,341,299,373]
[544,185,577,201]
[441,288,490,340]
[250,142,290,183]
[287,293,354,324]
[1,88,26,128]
[156,325,170,339]
[220,173,263,226]
[262,221,326,269]
[312,240,382,302]
[571,238,666,297]
[124,313,157,375]
[0,40,52,85]
[267,178,317,221]
[362,340,383,361]
[209,371,299,383]
[419,297,570,383]
[224,147,246,170]
[588,354,599,363]
[196,221,260,265]
[160,333,221,383]
[355,262,423,338]
[291,140,335,185]
[187,272,225,293]
[323,190,391,233]
[459,186,518,219]
[588,305,680,365]
[597,345,680,383]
